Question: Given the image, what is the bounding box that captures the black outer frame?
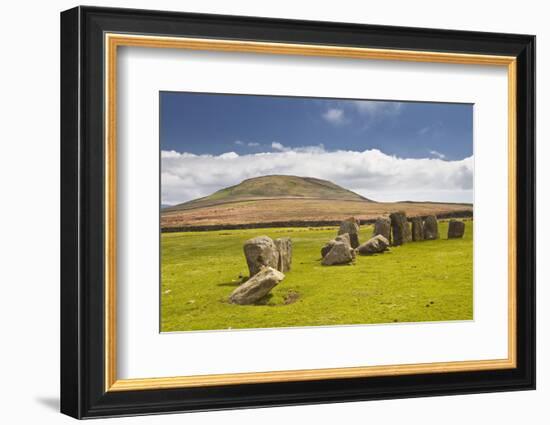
[60,6,535,419]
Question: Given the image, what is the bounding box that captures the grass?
[161,221,473,332]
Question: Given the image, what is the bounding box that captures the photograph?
[160,92,474,332]
[58,5,536,419]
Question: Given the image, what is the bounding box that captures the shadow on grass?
[219,293,274,306]
[216,281,243,287]
[253,293,274,305]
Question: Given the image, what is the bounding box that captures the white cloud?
[235,140,260,147]
[322,108,346,125]
[429,150,446,159]
[161,147,473,205]
[353,101,404,118]
[271,142,325,154]
[271,142,286,151]
[320,101,404,129]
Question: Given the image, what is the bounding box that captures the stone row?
[321,215,466,266]
[229,216,467,303]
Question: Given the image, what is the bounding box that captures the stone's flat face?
[372,217,391,242]
[243,236,279,277]
[447,219,466,239]
[274,237,292,273]
[389,211,412,246]
[423,215,440,240]
[322,233,352,258]
[338,217,360,248]
[229,267,285,305]
[411,217,424,241]
[357,235,390,255]
[335,233,351,248]
[321,241,354,266]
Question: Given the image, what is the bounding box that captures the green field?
[161,221,473,332]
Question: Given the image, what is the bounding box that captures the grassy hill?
[162,175,472,230]
[165,175,371,212]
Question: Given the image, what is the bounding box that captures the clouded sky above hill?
[160,92,473,205]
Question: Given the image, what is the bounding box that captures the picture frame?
[60,5,535,419]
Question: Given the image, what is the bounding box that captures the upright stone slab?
[372,217,391,242]
[447,219,466,239]
[338,217,360,248]
[229,267,285,305]
[243,236,279,277]
[389,212,412,246]
[411,217,424,241]
[423,215,440,240]
[274,237,292,273]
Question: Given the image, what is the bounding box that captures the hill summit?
[167,175,372,211]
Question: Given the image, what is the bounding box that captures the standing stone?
[357,235,390,255]
[389,212,412,246]
[274,237,292,273]
[411,217,424,241]
[423,215,440,240]
[321,241,354,266]
[447,219,466,239]
[372,217,391,242]
[243,236,279,277]
[338,217,360,248]
[229,267,285,305]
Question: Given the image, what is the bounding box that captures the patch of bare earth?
[283,290,300,305]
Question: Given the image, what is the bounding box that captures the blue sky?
[160,92,473,205]
[161,92,472,160]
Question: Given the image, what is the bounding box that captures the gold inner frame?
[104,33,518,392]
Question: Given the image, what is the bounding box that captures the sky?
[160,92,473,205]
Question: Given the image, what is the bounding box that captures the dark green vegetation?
[161,221,473,332]
[164,175,371,212]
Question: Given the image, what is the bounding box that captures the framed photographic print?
[60,6,535,419]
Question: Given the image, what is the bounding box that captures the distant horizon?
[161,92,473,205]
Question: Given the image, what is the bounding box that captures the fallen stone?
[274,237,292,273]
[321,233,352,258]
[357,235,390,255]
[335,233,351,248]
[411,217,424,241]
[229,267,285,305]
[321,240,335,258]
[447,219,466,239]
[243,236,279,277]
[389,212,412,246]
[372,217,391,242]
[423,215,440,240]
[321,241,354,266]
[338,217,360,248]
